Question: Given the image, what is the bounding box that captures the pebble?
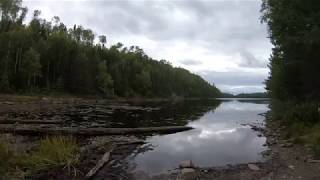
[3,101,14,105]
[307,159,320,163]
[280,143,293,148]
[288,165,295,170]
[201,169,208,173]
[248,164,260,171]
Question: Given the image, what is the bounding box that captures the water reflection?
[68,100,221,128]
[128,99,268,175]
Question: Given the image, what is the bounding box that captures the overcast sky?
[23,0,272,94]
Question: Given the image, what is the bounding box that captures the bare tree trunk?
[18,47,22,73]
[46,61,50,89]
[14,47,19,74]
[27,75,31,88]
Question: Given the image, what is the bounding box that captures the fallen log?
[0,125,193,136]
[0,119,63,124]
[85,147,113,180]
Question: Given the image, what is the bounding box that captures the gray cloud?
[238,50,267,68]
[200,71,266,86]
[199,70,267,93]
[24,1,268,45]
[179,59,202,66]
[23,0,271,93]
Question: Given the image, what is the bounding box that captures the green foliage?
[262,0,320,100]
[0,0,220,98]
[0,138,27,178]
[0,71,10,91]
[96,61,113,96]
[262,0,320,156]
[22,47,41,88]
[270,100,319,130]
[0,139,14,174]
[270,100,320,155]
[27,136,79,172]
[283,103,319,126]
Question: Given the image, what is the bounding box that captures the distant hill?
[220,92,268,98]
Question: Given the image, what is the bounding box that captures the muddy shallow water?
[124,99,269,175]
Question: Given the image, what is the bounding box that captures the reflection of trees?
[65,100,222,128]
[236,99,269,104]
[112,100,222,127]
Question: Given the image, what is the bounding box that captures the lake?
[122,99,269,175]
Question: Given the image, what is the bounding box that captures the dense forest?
[262,0,320,101]
[262,0,320,151]
[0,0,220,98]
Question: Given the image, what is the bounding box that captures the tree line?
[261,0,320,150]
[261,0,320,101]
[0,0,220,98]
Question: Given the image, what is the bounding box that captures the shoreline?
[0,96,319,180]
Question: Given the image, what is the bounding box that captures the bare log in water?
[85,147,114,180]
[0,125,193,136]
[0,119,63,124]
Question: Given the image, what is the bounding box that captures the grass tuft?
[0,139,13,174]
[27,136,80,173]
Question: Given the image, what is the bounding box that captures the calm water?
[124,99,269,175]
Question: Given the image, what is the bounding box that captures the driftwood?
[0,125,193,136]
[84,141,145,179]
[0,119,63,124]
[85,147,114,179]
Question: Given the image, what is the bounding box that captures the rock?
[41,97,49,101]
[266,138,277,146]
[202,169,208,173]
[280,142,293,148]
[181,168,196,174]
[179,160,195,168]
[261,150,271,156]
[307,159,320,163]
[177,168,197,180]
[288,165,295,170]
[248,164,260,171]
[4,101,14,105]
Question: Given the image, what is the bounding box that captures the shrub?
[282,103,319,126]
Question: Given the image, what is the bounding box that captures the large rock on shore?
[179,160,195,168]
[177,160,197,180]
[177,168,197,180]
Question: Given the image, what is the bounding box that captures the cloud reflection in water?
[129,100,268,175]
